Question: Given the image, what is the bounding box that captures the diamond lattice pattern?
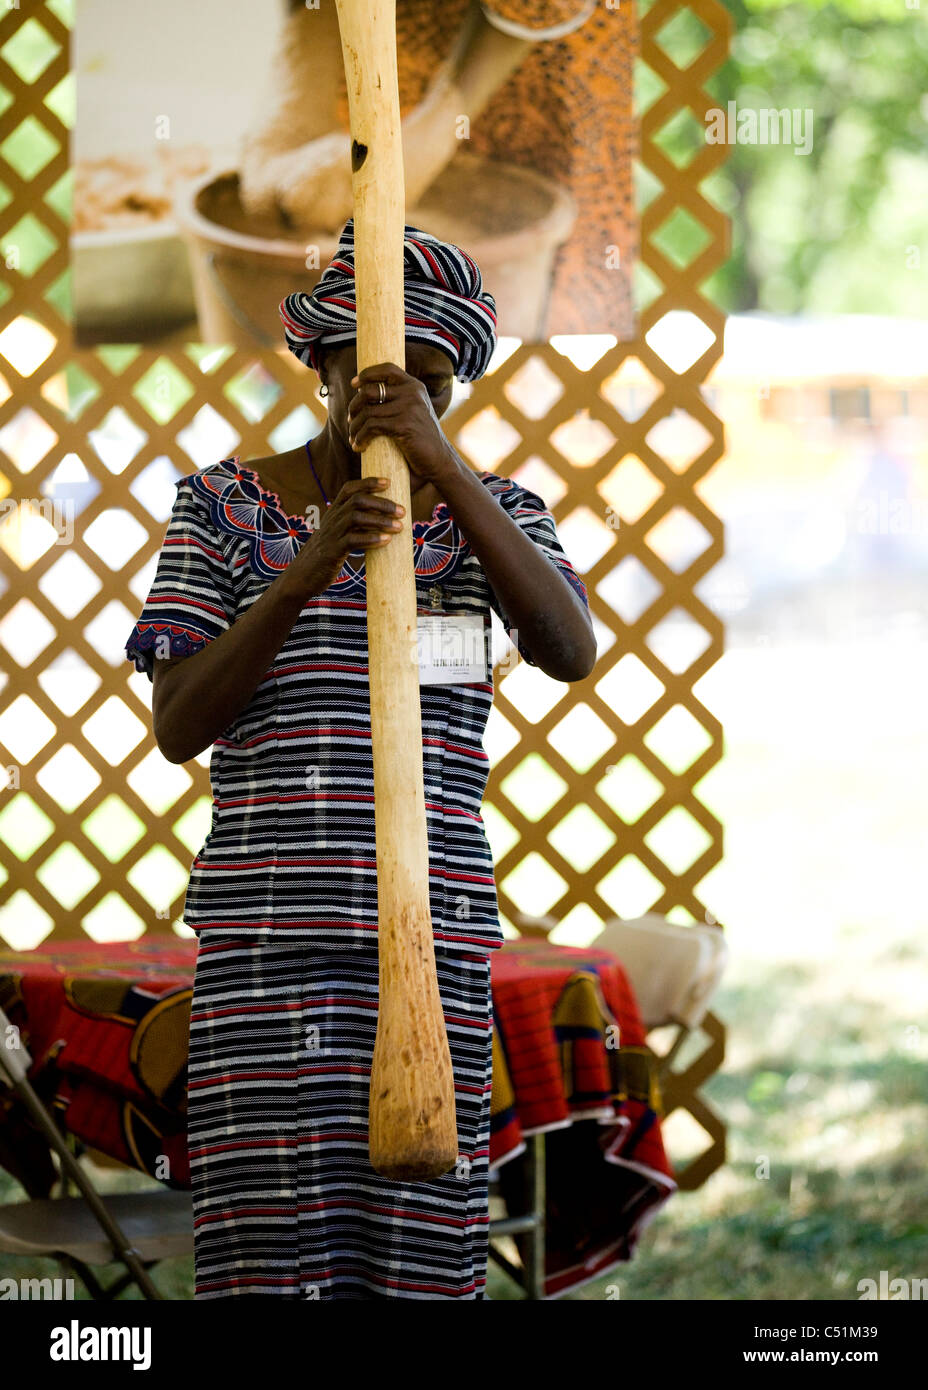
[0,0,730,1190]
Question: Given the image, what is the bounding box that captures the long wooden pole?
[333,0,459,1181]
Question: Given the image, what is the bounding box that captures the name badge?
[417,613,487,685]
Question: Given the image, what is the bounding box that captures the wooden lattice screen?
[0,0,731,1188]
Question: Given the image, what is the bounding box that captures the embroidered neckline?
[187,456,513,592]
[229,459,451,531]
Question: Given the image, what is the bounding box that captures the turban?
[279,220,497,385]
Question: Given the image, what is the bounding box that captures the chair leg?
[487,1133,548,1297]
[486,1241,525,1288]
[52,1250,164,1302]
[102,1262,162,1300]
[54,1252,109,1301]
[514,1134,546,1300]
[7,1072,163,1300]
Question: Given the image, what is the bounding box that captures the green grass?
[548,636,928,1301]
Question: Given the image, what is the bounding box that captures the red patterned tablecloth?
[488,939,676,1294]
[0,936,675,1297]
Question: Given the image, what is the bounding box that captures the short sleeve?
[482,476,590,668]
[479,0,597,42]
[125,477,235,681]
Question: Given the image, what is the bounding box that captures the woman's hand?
[291,476,404,596]
[347,363,455,482]
[152,479,404,761]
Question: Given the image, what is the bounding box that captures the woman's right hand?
[293,477,404,596]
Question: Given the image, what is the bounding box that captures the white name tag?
[417,613,487,685]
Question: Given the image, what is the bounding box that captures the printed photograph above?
[71,0,638,349]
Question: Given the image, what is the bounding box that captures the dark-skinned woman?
[125,221,595,1300]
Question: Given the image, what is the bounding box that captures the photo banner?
[71,0,638,350]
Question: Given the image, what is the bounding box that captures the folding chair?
[0,1002,193,1300]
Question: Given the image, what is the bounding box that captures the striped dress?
[125,456,589,1298]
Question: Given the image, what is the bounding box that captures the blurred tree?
[644,0,928,315]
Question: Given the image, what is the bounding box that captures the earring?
[320,383,329,398]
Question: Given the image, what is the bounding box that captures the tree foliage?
[656,0,928,314]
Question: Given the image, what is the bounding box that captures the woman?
[125,222,595,1299]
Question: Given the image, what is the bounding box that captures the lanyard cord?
[304,438,331,507]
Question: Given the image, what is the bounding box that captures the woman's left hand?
[347,363,453,481]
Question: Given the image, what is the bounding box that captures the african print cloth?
[0,937,675,1297]
[0,939,193,1194]
[490,939,676,1297]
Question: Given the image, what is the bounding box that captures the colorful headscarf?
[279,220,497,384]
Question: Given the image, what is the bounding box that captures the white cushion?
[592,914,728,1029]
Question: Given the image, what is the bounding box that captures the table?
[0,936,676,1298]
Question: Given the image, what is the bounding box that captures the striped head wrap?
[279,220,498,384]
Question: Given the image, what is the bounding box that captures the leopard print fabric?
[333,0,638,339]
